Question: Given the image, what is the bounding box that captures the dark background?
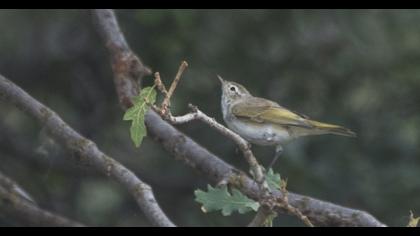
[0,9,419,226]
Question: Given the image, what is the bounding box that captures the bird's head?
[218,75,251,103]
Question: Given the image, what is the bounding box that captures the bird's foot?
[267,146,283,170]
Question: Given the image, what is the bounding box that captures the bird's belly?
[226,118,291,146]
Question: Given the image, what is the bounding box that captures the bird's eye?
[230,86,236,92]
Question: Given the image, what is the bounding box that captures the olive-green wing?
[231,97,313,128]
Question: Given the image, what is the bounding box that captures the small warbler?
[219,76,356,167]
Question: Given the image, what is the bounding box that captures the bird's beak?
[217,75,224,84]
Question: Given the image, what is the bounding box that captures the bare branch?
[91,9,386,227]
[154,72,168,102]
[0,75,175,227]
[0,175,84,227]
[91,9,151,109]
[159,61,189,115]
[0,171,35,204]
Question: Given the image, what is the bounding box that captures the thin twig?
[0,74,175,227]
[160,61,188,115]
[154,72,168,99]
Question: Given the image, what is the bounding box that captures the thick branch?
[91,9,151,109]
[0,175,84,227]
[92,9,386,227]
[0,75,175,227]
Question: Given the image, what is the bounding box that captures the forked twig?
[157,61,189,116]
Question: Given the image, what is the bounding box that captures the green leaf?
[408,211,420,227]
[194,185,260,216]
[123,86,157,147]
[265,168,281,191]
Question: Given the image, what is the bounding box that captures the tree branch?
[0,172,84,227]
[91,9,386,227]
[91,9,151,110]
[159,61,188,115]
[0,170,35,204]
[0,75,175,227]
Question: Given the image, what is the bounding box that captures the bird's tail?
[307,120,357,137]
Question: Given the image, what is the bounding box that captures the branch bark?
[0,75,175,227]
[0,171,35,204]
[92,9,386,227]
[91,9,151,110]
[0,172,84,227]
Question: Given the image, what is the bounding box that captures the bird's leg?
[268,145,283,170]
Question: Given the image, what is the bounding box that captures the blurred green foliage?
[1,9,420,226]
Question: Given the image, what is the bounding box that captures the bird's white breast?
[223,115,292,147]
[221,95,293,146]
[228,118,291,146]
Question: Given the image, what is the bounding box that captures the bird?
[218,75,356,168]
